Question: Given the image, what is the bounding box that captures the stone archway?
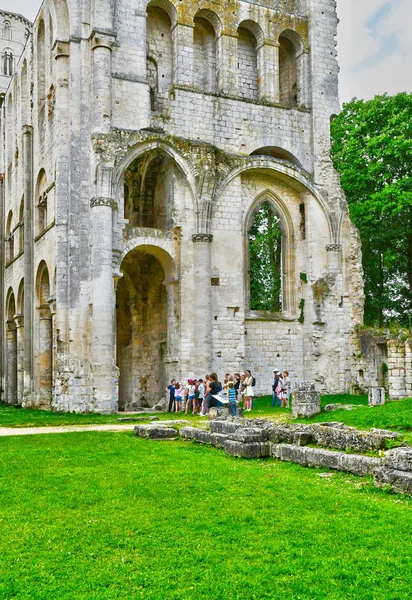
[116,245,176,410]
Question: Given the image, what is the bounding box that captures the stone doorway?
[116,247,169,411]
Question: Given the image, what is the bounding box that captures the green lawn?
[1,431,411,600]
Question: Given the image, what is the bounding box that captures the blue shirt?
[228,388,237,403]
[167,384,175,398]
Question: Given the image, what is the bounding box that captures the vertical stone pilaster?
[297,50,310,108]
[37,304,52,405]
[90,196,118,413]
[388,339,406,400]
[259,42,278,103]
[405,341,412,397]
[14,314,24,405]
[91,32,115,134]
[6,319,17,405]
[218,34,237,95]
[22,124,33,397]
[192,234,213,374]
[173,23,194,88]
[326,244,341,273]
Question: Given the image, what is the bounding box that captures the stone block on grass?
[134,425,178,439]
[193,429,211,444]
[384,447,412,472]
[179,426,199,440]
[228,428,269,443]
[374,467,412,495]
[210,419,245,435]
[210,433,228,448]
[368,387,385,407]
[223,440,271,458]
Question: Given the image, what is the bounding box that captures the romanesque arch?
[278,29,306,107]
[16,279,25,404]
[35,169,48,235]
[5,210,14,263]
[116,245,177,410]
[5,288,17,404]
[193,11,219,93]
[36,19,46,129]
[237,21,263,101]
[250,147,304,170]
[35,261,52,405]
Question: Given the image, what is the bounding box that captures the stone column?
[38,304,52,405]
[22,125,34,396]
[91,32,115,134]
[291,382,321,418]
[218,34,238,96]
[14,314,24,405]
[387,339,406,400]
[326,244,341,273]
[406,341,412,397]
[6,319,17,405]
[192,234,213,374]
[173,23,194,88]
[259,42,278,103]
[90,197,118,413]
[297,50,310,108]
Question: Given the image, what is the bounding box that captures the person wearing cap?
[271,369,281,407]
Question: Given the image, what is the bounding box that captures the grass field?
[1,431,412,600]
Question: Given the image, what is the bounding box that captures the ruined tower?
[0,0,364,412]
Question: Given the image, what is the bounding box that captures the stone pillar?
[6,319,17,405]
[192,234,213,374]
[326,244,341,273]
[388,339,406,400]
[38,304,52,405]
[14,314,24,405]
[297,50,310,108]
[368,387,385,407]
[173,23,194,88]
[291,382,321,418]
[90,197,118,413]
[91,32,115,134]
[218,34,238,96]
[405,341,412,397]
[22,125,34,396]
[259,42,278,103]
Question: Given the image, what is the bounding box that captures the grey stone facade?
[0,0,365,413]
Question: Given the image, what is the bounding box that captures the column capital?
[90,197,118,210]
[14,314,24,328]
[326,244,341,252]
[91,30,116,50]
[192,233,213,244]
[6,318,16,332]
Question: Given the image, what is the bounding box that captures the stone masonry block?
[223,440,271,458]
[193,429,211,444]
[179,426,198,440]
[134,425,178,439]
[228,428,269,443]
[210,432,228,448]
[374,467,412,495]
[384,448,412,472]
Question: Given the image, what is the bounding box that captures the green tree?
[330,93,412,327]
[248,202,282,312]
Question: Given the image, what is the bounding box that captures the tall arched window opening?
[2,50,13,75]
[36,170,48,235]
[37,20,46,128]
[279,31,305,108]
[237,26,258,101]
[18,197,24,253]
[6,290,17,404]
[146,5,173,113]
[248,201,283,312]
[193,16,217,93]
[5,210,14,263]
[3,21,12,40]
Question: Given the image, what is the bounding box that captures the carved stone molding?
[326,244,341,252]
[192,233,213,243]
[90,197,118,210]
[91,30,116,51]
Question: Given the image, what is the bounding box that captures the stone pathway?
[0,424,136,437]
[0,420,191,437]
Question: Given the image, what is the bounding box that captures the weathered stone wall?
[0,0,366,412]
[0,11,31,95]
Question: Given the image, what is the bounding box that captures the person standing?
[228,382,237,416]
[174,383,182,412]
[283,371,291,408]
[243,370,254,412]
[271,369,280,408]
[166,379,176,412]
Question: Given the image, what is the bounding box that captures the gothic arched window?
[3,21,12,40]
[2,50,13,76]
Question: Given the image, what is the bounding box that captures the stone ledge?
[134,425,178,439]
[223,440,271,458]
[272,444,382,476]
[374,467,412,495]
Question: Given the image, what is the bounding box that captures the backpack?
[251,376,256,387]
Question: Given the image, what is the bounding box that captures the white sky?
[1,0,411,104]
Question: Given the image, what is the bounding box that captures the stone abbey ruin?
[0,0,411,412]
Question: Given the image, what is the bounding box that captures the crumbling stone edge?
[134,420,412,496]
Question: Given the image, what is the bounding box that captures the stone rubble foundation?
[135,417,412,496]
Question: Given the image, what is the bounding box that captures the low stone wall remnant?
[292,382,321,418]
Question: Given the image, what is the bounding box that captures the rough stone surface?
[292,383,321,418]
[368,388,385,407]
[134,425,178,439]
[223,440,271,458]
[374,467,412,495]
[0,0,368,412]
[324,404,358,412]
[310,423,402,452]
[193,429,212,444]
[210,432,229,449]
[179,426,198,440]
[272,444,381,476]
[384,447,412,472]
[228,428,269,443]
[210,419,246,435]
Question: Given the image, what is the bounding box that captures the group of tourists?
[165,368,291,416]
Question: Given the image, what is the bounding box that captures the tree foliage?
[248,202,282,312]
[330,93,412,327]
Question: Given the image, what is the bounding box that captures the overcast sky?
[1,0,411,104]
